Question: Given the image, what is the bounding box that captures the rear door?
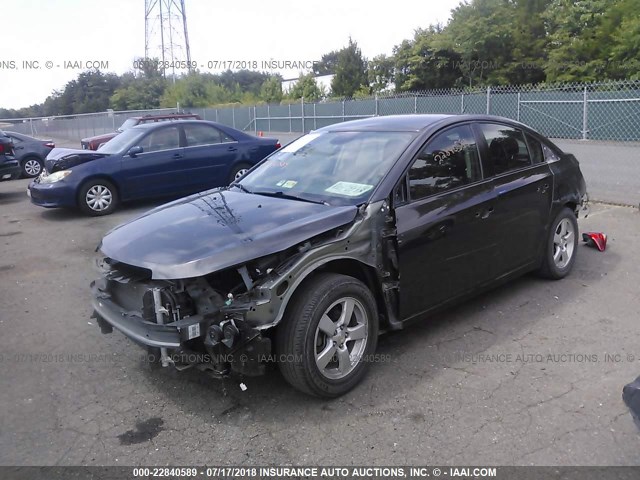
[181,123,240,191]
[395,124,500,320]
[474,123,553,276]
[118,124,185,200]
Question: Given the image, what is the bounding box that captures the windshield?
[238,131,414,206]
[98,128,145,154]
[116,118,138,132]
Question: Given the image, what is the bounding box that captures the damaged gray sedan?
[91,114,588,397]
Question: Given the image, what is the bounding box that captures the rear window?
[478,123,532,176]
[525,133,544,164]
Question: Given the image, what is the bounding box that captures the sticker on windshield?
[325,181,373,197]
[276,180,297,189]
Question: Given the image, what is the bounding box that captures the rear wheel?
[228,163,252,184]
[538,207,578,279]
[276,273,378,398]
[21,157,43,178]
[78,179,119,216]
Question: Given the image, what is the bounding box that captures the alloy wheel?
[313,297,369,380]
[553,218,575,269]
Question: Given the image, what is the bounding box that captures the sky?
[0,0,461,111]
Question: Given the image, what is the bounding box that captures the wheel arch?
[20,153,44,164]
[279,258,389,331]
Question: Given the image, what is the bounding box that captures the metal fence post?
[375,94,379,116]
[461,93,465,114]
[313,103,317,130]
[301,97,305,133]
[486,86,491,114]
[516,92,521,121]
[232,107,236,129]
[289,104,292,132]
[267,104,271,133]
[254,105,258,135]
[215,109,219,122]
[342,99,345,122]
[414,95,418,114]
[582,86,588,140]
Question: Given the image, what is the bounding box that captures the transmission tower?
[144,0,192,78]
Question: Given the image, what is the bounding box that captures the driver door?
[119,125,185,200]
[395,124,499,321]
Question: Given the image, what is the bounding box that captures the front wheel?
[78,179,119,216]
[538,207,579,279]
[276,273,379,398]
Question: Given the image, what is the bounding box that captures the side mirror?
[127,145,143,157]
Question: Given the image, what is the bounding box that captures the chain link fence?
[1,80,639,144]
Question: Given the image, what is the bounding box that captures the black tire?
[538,207,579,279]
[21,156,43,178]
[78,179,119,216]
[228,163,252,184]
[276,273,379,398]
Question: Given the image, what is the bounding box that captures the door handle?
[227,146,238,152]
[172,153,183,159]
[476,206,494,219]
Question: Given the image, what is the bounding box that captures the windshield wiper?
[229,183,253,194]
[252,190,329,206]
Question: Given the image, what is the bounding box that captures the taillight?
[275,141,281,149]
[44,142,55,149]
[0,143,5,154]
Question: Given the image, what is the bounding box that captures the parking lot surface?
[1,178,640,466]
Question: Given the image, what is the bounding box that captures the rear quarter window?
[542,143,561,162]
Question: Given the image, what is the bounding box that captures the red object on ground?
[582,232,607,251]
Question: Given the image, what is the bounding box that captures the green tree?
[331,38,369,97]
[313,50,340,75]
[609,0,640,78]
[368,54,395,93]
[544,0,617,81]
[394,27,463,91]
[260,76,283,104]
[287,73,324,101]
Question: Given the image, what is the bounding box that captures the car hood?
[45,148,109,173]
[99,189,359,279]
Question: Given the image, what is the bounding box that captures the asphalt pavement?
[1,177,639,466]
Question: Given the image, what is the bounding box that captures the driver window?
[408,125,481,201]
[137,126,181,153]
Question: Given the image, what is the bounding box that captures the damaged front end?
[91,254,286,377]
[90,186,399,378]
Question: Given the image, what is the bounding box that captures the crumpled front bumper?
[91,287,182,348]
[90,279,272,376]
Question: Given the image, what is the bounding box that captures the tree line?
[1,0,638,118]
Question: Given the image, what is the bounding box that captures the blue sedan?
[28,120,281,215]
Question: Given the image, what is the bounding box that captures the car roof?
[131,114,199,120]
[315,114,453,132]
[315,114,533,133]
[131,119,202,130]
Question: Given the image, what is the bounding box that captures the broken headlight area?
[90,257,283,377]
